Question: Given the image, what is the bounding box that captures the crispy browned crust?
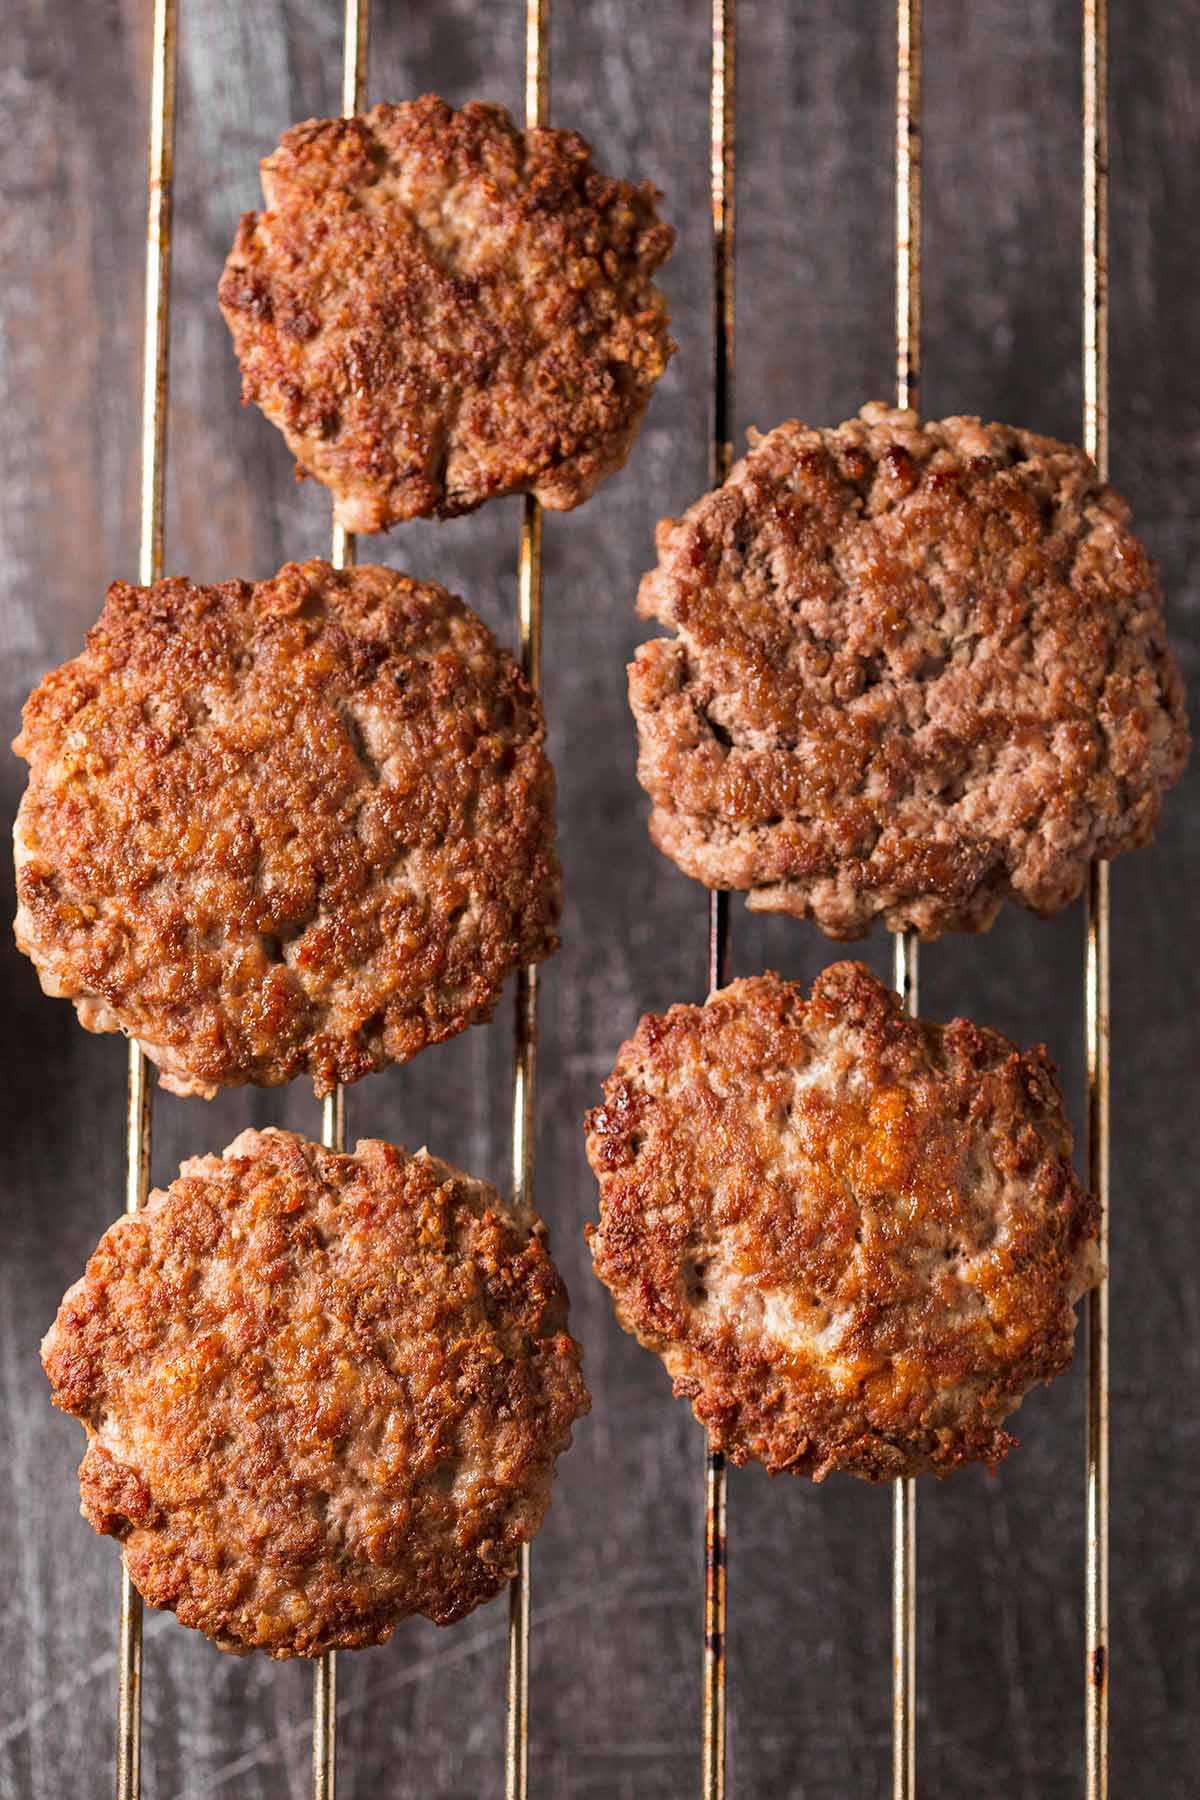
[218,96,676,531]
[584,964,1100,1481]
[42,1128,589,1656]
[13,559,560,1097]
[630,404,1190,939]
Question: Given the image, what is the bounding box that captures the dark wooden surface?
[2,3,1198,1795]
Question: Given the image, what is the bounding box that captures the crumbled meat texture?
[585,963,1100,1481]
[630,403,1190,939]
[42,1128,589,1656]
[13,559,560,1097]
[218,95,676,531]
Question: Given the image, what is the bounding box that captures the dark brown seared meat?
[219,96,676,531]
[13,559,560,1097]
[42,1128,589,1657]
[630,404,1190,939]
[585,964,1100,1482]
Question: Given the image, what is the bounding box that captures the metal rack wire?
[312,3,371,1792]
[506,8,551,1797]
[108,0,1112,1793]
[891,5,922,1795]
[1082,5,1111,1793]
[117,1,177,1793]
[702,4,735,1795]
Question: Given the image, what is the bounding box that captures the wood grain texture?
[1,1,1197,1794]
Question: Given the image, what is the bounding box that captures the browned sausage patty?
[585,964,1099,1481]
[630,404,1189,939]
[13,559,559,1097]
[219,96,676,532]
[42,1128,589,1657]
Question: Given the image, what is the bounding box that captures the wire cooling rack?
[110,0,1111,1794]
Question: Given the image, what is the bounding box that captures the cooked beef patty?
[631,404,1189,938]
[585,963,1099,1481]
[14,558,559,1096]
[43,1128,589,1656]
[220,96,675,531]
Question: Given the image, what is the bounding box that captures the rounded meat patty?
[42,1128,589,1656]
[585,963,1099,1481]
[630,403,1190,939]
[13,558,560,1097]
[219,95,676,532]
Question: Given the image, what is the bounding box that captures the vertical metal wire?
[506,950,536,1800]
[311,1073,348,1800]
[895,0,922,416]
[892,3,921,1797]
[311,11,369,1799]
[339,0,369,117]
[702,4,735,1797]
[310,1673,338,1800]
[505,10,549,1796]
[710,0,736,492]
[891,935,919,1800]
[117,4,178,1795]
[1082,4,1110,1794]
[506,954,536,1800]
